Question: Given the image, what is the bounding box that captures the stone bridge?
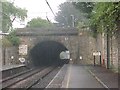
[16,27,79,64]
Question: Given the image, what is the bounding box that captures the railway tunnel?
[30,41,69,66]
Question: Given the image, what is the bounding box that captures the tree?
[1,1,27,32]
[73,2,95,18]
[26,17,53,28]
[90,2,120,34]
[55,2,85,27]
[72,2,95,28]
[90,2,120,69]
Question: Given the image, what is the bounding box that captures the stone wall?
[76,30,118,72]
[19,35,78,64]
[76,30,100,65]
[4,29,118,72]
[77,30,91,64]
[116,30,120,72]
[2,46,20,65]
[110,35,118,71]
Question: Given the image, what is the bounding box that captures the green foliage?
[26,17,53,28]
[90,2,120,35]
[7,31,20,46]
[72,2,95,29]
[1,1,27,32]
[73,2,120,37]
[73,2,95,18]
[76,22,86,29]
[1,37,12,47]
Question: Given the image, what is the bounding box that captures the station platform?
[1,64,25,71]
[46,64,119,89]
[1,64,27,79]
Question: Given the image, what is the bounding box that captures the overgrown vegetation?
[1,36,12,47]
[55,2,83,27]
[90,2,120,35]
[73,2,120,37]
[1,0,27,32]
[26,17,54,28]
[0,0,27,47]
[7,30,20,46]
[1,30,20,46]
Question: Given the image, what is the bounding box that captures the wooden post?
[100,55,102,66]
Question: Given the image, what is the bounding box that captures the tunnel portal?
[30,41,69,66]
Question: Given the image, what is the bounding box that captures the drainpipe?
[77,35,80,62]
[106,29,110,69]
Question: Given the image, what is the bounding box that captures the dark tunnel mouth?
[30,40,69,66]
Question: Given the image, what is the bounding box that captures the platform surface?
[1,64,25,71]
[62,64,105,88]
[45,64,118,89]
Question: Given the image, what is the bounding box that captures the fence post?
[99,51,101,66]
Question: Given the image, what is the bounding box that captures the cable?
[45,12,51,22]
[45,0,56,17]
[46,16,50,22]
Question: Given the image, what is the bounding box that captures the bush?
[7,31,20,46]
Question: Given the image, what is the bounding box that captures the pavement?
[46,64,119,89]
[85,65,119,89]
[61,64,119,89]
[62,64,104,88]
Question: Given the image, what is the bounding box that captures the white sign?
[19,45,28,55]
[11,56,14,59]
[79,56,82,59]
[0,31,2,40]
[93,52,101,56]
[19,58,25,63]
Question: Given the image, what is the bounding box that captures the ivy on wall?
[7,31,20,46]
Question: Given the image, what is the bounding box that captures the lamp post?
[71,15,75,27]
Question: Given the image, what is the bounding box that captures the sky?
[9,0,66,28]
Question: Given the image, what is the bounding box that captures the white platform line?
[88,69,109,89]
[45,65,66,88]
[66,64,71,88]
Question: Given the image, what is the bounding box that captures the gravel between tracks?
[7,66,53,88]
[31,66,61,88]
[46,64,68,88]
[4,64,68,89]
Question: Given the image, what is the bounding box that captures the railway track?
[1,67,35,83]
[2,67,44,89]
[2,65,57,89]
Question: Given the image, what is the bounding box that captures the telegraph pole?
[0,2,3,67]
